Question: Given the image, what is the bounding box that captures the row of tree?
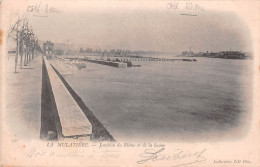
[8,17,42,72]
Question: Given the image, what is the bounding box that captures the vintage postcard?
[0,0,259,166]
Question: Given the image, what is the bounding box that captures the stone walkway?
[5,55,42,140]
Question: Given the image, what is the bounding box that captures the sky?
[19,2,252,54]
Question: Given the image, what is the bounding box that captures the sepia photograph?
[1,0,259,166]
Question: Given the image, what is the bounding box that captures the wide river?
[54,56,253,141]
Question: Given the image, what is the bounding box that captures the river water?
[55,56,253,141]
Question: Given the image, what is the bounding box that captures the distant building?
[182,51,194,57]
[202,51,246,59]
[54,49,64,55]
[43,41,54,55]
[220,51,246,59]
[65,49,77,54]
[181,47,194,57]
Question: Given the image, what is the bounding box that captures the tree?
[8,17,41,72]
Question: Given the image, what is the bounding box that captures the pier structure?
[119,58,197,62]
[83,58,127,68]
[41,57,92,140]
[80,57,197,63]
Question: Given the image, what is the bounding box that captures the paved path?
[6,56,42,140]
[44,57,92,137]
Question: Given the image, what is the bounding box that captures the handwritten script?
[167,1,205,16]
[27,1,60,17]
[26,148,84,158]
[137,148,207,166]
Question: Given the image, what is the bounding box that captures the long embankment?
[67,57,197,63]
[84,59,128,68]
[41,56,115,141]
[64,56,197,69]
[111,57,197,62]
